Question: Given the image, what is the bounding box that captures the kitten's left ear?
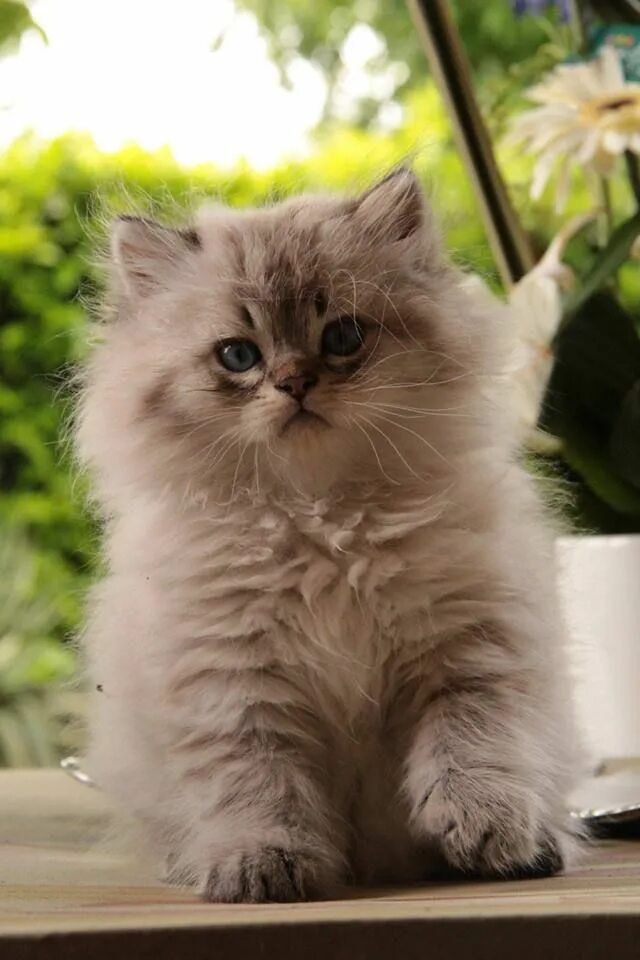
[110,216,201,300]
[353,168,426,245]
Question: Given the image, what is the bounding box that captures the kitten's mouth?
[280,408,328,434]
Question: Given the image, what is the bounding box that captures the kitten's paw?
[415,770,565,880]
[202,846,321,903]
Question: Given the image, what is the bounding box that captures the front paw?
[414,769,565,880]
[202,846,322,903]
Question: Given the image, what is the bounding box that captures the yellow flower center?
[579,90,640,129]
[597,96,637,111]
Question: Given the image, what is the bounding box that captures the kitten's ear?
[353,168,426,245]
[110,216,201,299]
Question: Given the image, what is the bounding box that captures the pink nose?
[275,373,318,402]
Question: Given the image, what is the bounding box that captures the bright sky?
[0,0,333,168]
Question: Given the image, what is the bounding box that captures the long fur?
[76,170,581,901]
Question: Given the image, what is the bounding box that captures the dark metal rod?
[407,0,535,286]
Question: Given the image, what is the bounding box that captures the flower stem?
[625,151,640,209]
[559,208,640,334]
[596,176,614,248]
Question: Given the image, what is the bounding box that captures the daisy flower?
[508,47,640,208]
[467,213,597,449]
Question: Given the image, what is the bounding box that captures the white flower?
[506,271,562,451]
[468,214,597,450]
[508,47,640,208]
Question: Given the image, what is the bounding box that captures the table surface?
[2,769,640,959]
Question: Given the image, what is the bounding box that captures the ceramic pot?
[557,534,640,763]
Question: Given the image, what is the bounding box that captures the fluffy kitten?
[77,169,580,902]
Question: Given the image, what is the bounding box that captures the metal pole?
[407,0,535,286]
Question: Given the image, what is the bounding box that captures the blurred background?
[0,0,634,766]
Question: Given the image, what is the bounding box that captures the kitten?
[77,169,580,902]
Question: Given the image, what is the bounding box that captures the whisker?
[172,411,241,447]
[362,370,473,391]
[358,415,428,484]
[230,438,251,503]
[266,436,288,465]
[172,427,232,472]
[355,278,422,349]
[349,346,430,383]
[203,439,243,498]
[350,350,471,393]
[350,418,401,487]
[330,268,406,349]
[203,433,239,472]
[180,389,243,402]
[344,356,452,394]
[352,317,387,375]
[367,411,452,467]
[346,400,471,420]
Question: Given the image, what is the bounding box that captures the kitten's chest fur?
[141,488,448,719]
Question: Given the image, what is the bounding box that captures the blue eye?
[321,318,364,357]
[216,339,262,373]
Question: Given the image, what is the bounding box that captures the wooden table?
[1,770,640,959]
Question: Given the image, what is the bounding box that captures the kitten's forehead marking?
[273,297,309,350]
[233,216,327,351]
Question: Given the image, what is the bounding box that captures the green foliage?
[0,527,80,766]
[231,0,556,125]
[532,193,640,532]
[611,381,640,489]
[542,288,640,531]
[0,0,43,55]
[561,211,640,322]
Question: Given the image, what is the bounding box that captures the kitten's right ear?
[110,216,201,299]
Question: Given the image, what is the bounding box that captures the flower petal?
[554,155,572,212]
[599,45,626,90]
[531,152,557,199]
[602,129,629,154]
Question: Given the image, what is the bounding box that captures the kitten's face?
[94,171,475,498]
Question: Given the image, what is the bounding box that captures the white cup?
[557,534,640,762]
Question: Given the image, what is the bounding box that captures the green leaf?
[542,292,640,520]
[559,210,640,329]
[563,415,640,517]
[0,1,45,55]
[611,380,640,489]
[543,292,640,435]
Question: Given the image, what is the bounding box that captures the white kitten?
[77,170,580,901]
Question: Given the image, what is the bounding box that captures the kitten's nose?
[275,372,318,402]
